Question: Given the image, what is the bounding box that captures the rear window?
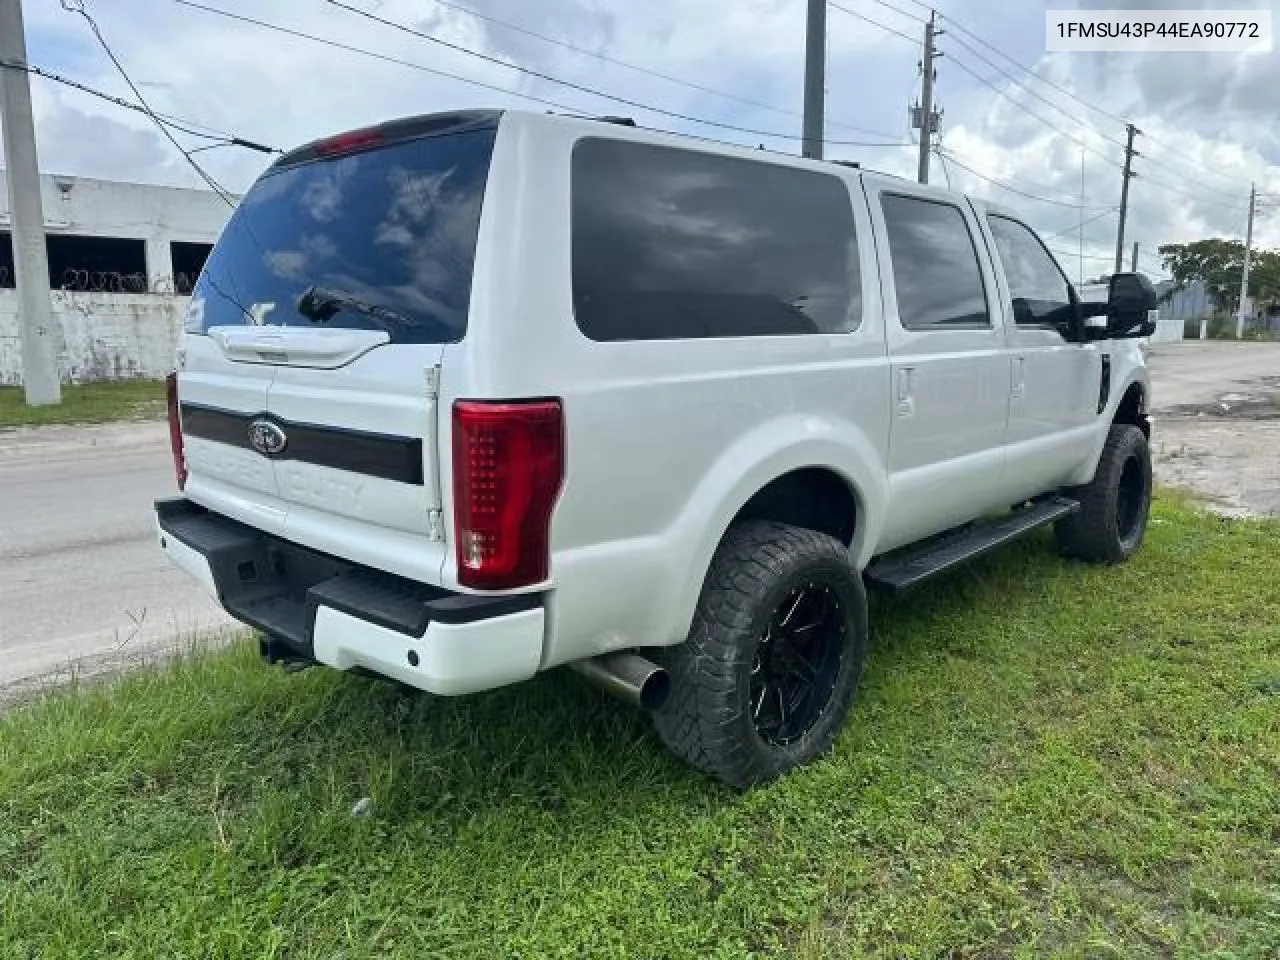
[571,138,860,340]
[188,125,496,344]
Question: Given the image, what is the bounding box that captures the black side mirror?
[1105,272,1158,339]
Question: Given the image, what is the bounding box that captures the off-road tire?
[652,521,868,789]
[1055,424,1152,564]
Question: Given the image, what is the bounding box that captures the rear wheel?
[653,521,868,788]
[1055,424,1152,563]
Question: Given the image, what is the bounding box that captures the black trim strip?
[180,403,424,486]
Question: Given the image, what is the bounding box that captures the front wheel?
[1055,424,1153,564]
[653,521,868,788]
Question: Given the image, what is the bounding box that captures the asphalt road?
[0,421,234,695]
[0,341,1275,694]
[1147,339,1280,411]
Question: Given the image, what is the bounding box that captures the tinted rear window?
[188,126,496,343]
[571,138,860,340]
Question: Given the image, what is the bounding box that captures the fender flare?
[647,414,887,647]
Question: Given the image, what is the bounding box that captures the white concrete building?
[0,171,232,384]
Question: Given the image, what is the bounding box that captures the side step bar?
[864,496,1079,593]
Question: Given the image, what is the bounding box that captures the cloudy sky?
[7,0,1280,281]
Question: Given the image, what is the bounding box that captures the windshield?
[188,125,497,344]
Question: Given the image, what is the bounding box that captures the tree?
[1158,238,1280,313]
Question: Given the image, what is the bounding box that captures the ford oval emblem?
[247,419,288,456]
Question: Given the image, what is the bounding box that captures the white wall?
[0,289,189,384]
[0,171,229,383]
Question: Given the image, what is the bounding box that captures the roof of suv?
[268,106,1002,213]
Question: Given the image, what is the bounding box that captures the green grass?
[0,380,166,427]
[2,499,1278,958]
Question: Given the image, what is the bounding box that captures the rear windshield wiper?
[296,285,412,334]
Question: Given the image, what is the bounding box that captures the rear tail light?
[165,372,187,491]
[452,400,564,591]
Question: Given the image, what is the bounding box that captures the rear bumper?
[154,498,544,695]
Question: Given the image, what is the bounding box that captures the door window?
[987,215,1075,328]
[880,194,990,331]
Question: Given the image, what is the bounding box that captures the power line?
[421,0,901,141]
[1042,206,1117,239]
[942,144,1100,201]
[947,51,1248,212]
[174,0,584,114]
[944,54,1126,171]
[945,32,1133,156]
[935,140,954,189]
[1048,247,1115,264]
[936,14,1253,197]
[314,0,908,147]
[862,0,1256,198]
[949,29,1245,201]
[59,0,238,205]
[0,57,277,152]
[861,0,929,26]
[948,51,1250,212]
[1133,169,1248,210]
[827,1,919,45]
[935,147,1113,209]
[172,0,915,166]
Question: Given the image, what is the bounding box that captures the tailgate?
[267,342,448,584]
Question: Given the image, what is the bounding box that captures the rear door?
[863,178,1012,552]
[182,111,499,584]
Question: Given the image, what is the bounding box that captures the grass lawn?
[1,498,1277,958]
[0,380,166,427]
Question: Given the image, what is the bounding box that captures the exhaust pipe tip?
[569,652,670,711]
[635,668,671,712]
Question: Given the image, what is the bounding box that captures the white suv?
[157,109,1157,787]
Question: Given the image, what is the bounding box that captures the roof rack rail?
[830,160,860,169]
[594,116,637,127]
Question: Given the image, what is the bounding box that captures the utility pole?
[801,0,826,160]
[1114,123,1140,275]
[1236,182,1256,339]
[0,0,60,405]
[914,12,941,184]
[1131,241,1139,272]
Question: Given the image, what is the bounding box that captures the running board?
[864,497,1079,593]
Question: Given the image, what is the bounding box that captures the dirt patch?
[1152,417,1280,518]
[1164,392,1280,421]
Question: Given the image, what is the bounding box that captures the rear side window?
[189,126,496,344]
[571,139,860,340]
[880,194,990,331]
[986,215,1075,327]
